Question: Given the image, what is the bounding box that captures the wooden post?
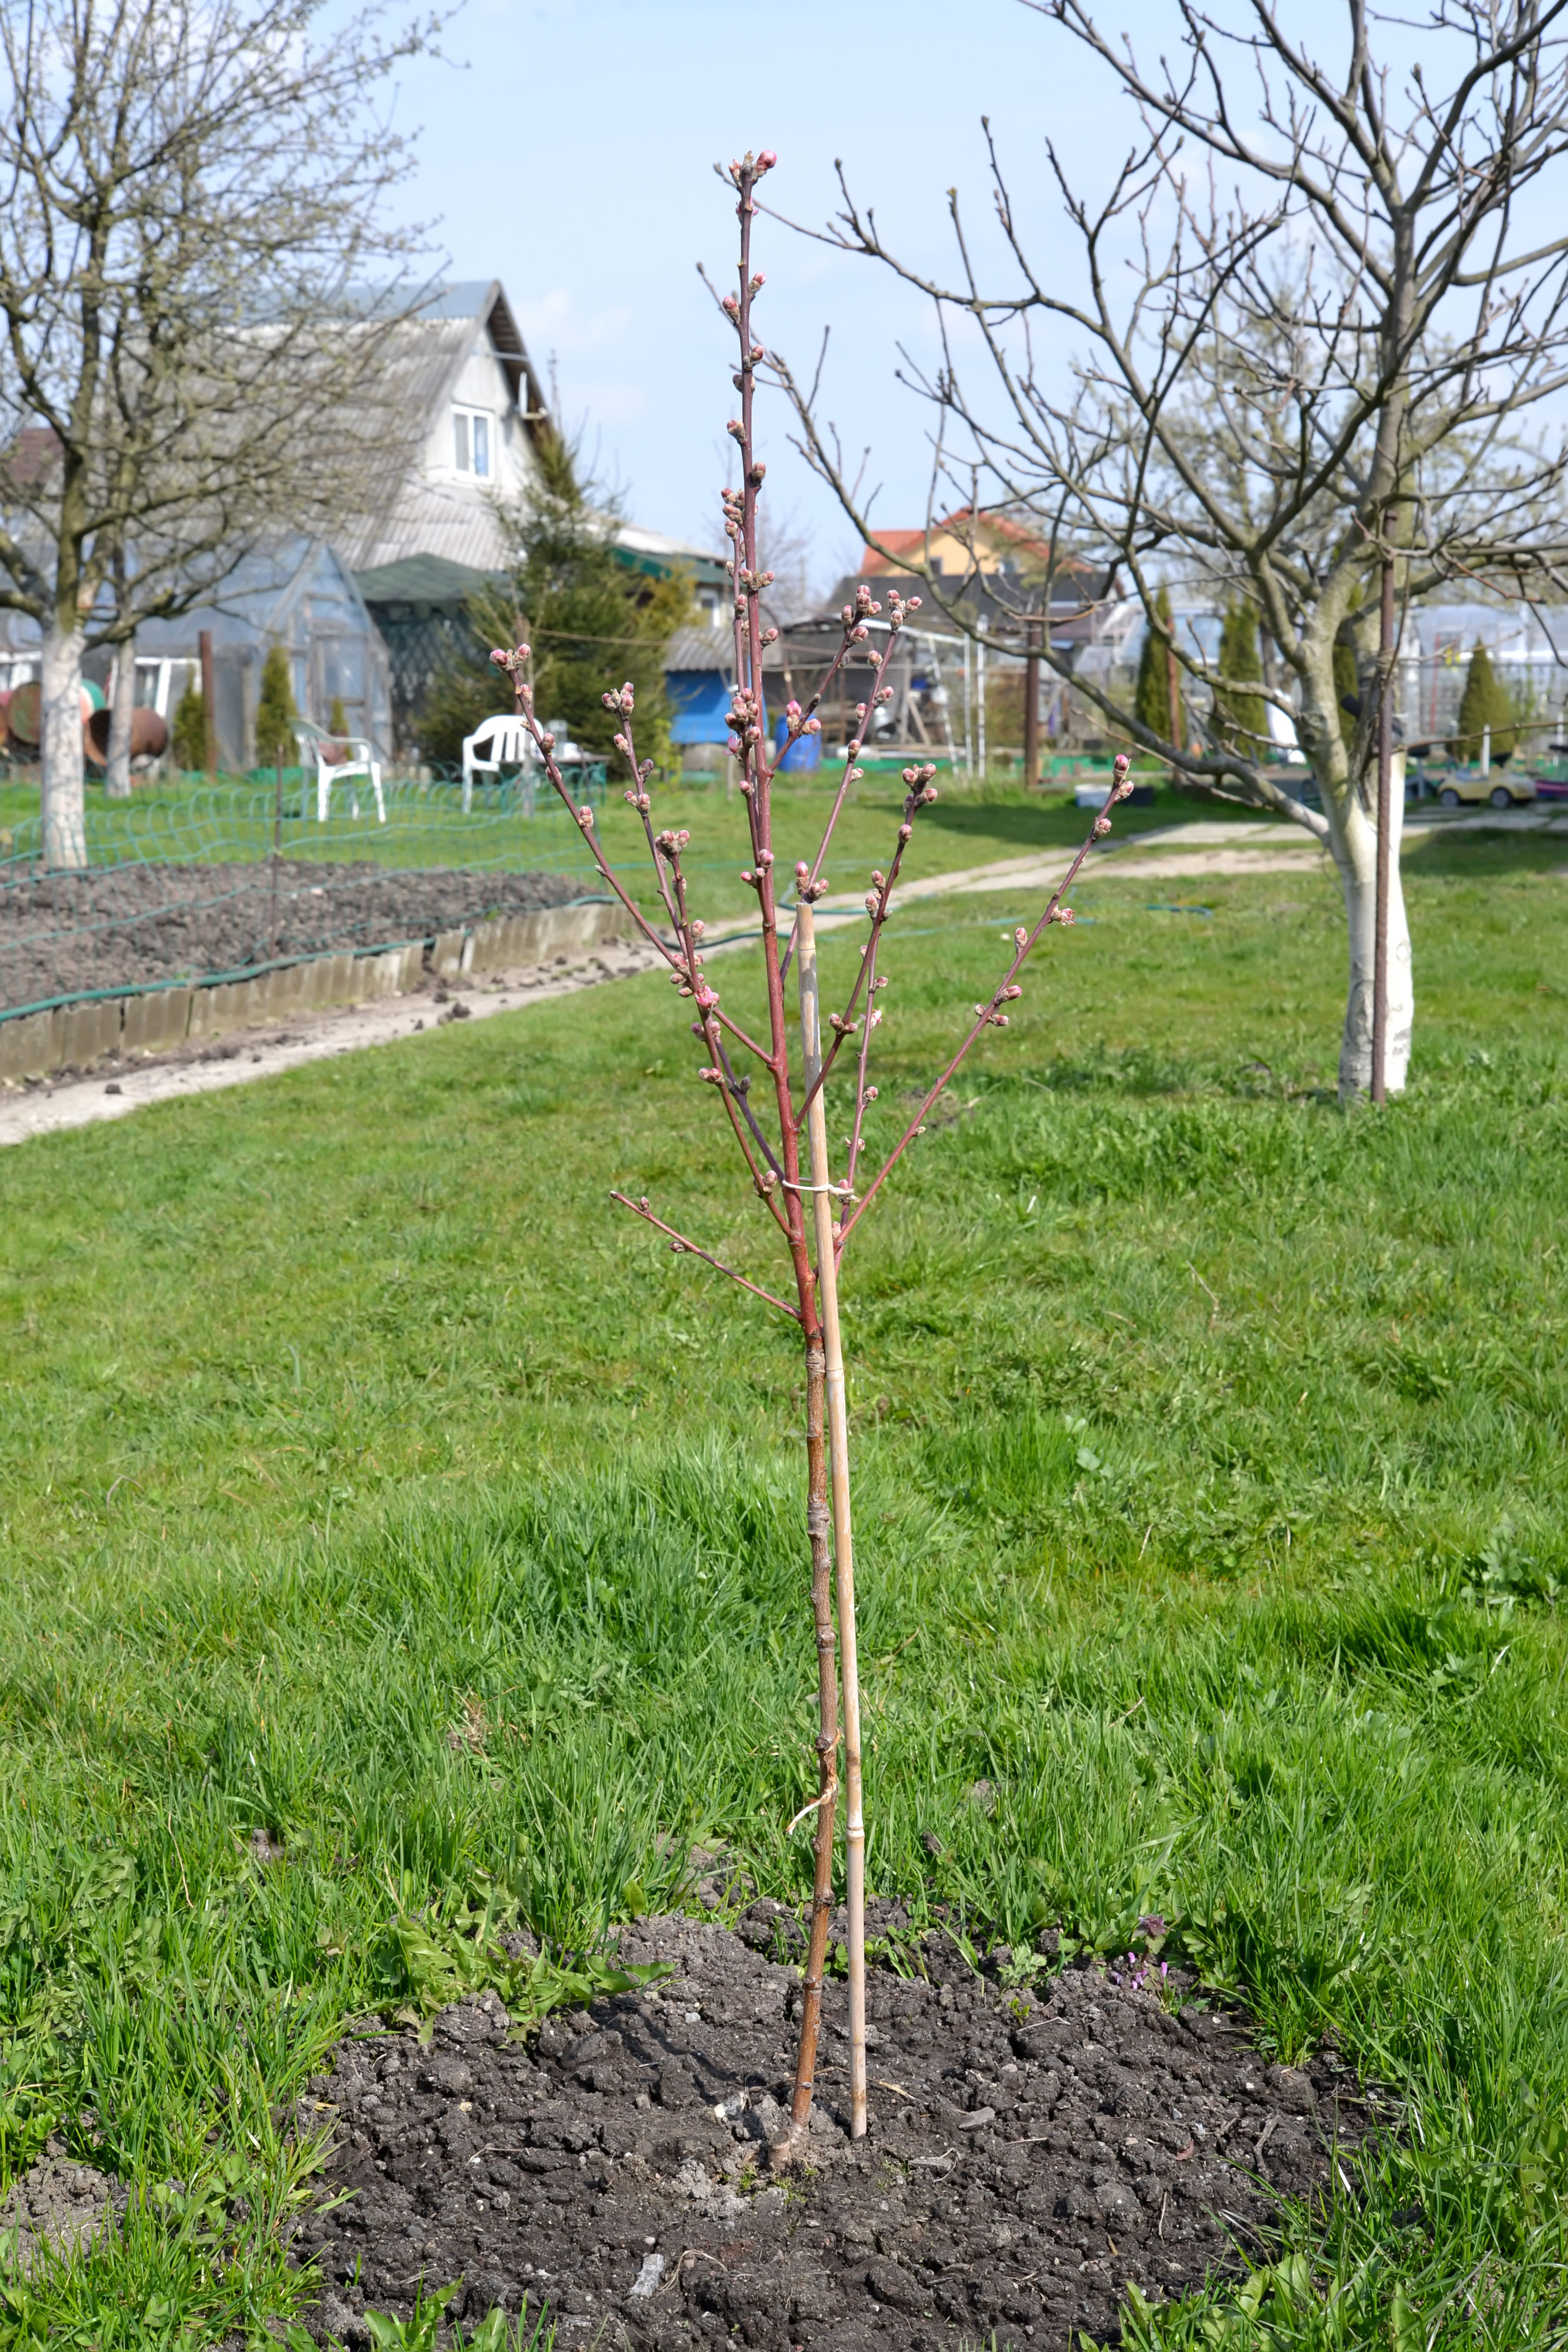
[1372,521,1395,1107]
[795,897,867,2141]
[1022,618,1042,789]
[199,628,217,776]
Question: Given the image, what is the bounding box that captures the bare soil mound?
[0,864,585,1011]
[297,1909,1368,2351]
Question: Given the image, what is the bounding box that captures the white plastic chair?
[297,719,385,824]
[461,713,538,813]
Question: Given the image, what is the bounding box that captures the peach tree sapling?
[489,148,1133,2161]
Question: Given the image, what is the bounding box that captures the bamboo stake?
[795,896,867,2141]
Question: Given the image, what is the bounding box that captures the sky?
[378,0,1142,587]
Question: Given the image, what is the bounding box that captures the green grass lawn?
[2,843,1567,2347]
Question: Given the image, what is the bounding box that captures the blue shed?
[665,626,736,743]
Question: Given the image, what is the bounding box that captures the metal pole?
[199,628,217,776]
[1023,617,1042,789]
[795,898,867,2142]
[1372,519,1395,1108]
[977,636,987,781]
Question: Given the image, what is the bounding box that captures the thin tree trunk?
[1333,776,1412,1099]
[41,615,88,869]
[786,1331,839,2148]
[106,634,137,800]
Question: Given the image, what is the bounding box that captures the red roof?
[858,508,1093,576]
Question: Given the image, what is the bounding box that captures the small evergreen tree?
[1214,599,1268,750]
[255,643,297,769]
[1455,642,1515,763]
[420,430,693,770]
[327,695,348,741]
[1134,585,1178,742]
[172,677,206,770]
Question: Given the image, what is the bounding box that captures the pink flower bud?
[865,1084,879,1101]
[726,419,745,440]
[786,701,802,721]
[908,596,922,611]
[489,647,509,667]
[1014,926,1028,948]
[1093,815,1112,837]
[757,151,777,169]
[578,805,594,828]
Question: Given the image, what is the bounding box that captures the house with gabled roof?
[342,281,553,577]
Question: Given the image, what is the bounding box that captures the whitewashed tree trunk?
[106,637,137,799]
[1329,759,1412,1100]
[41,617,88,868]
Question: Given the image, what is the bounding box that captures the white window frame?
[451,405,493,479]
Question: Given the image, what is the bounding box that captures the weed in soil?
[297,1915,1368,2352]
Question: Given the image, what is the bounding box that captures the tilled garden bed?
[0,863,584,1010]
[298,1909,1367,2351]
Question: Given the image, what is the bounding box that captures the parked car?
[1430,768,1536,810]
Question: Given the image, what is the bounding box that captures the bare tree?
[0,0,434,866]
[771,0,1568,1096]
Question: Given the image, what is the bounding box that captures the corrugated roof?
[345,474,514,573]
[666,627,734,674]
[355,554,498,605]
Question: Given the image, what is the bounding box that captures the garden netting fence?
[0,770,609,1021]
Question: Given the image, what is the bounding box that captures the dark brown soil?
[0,864,585,1012]
[297,1910,1368,2352]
